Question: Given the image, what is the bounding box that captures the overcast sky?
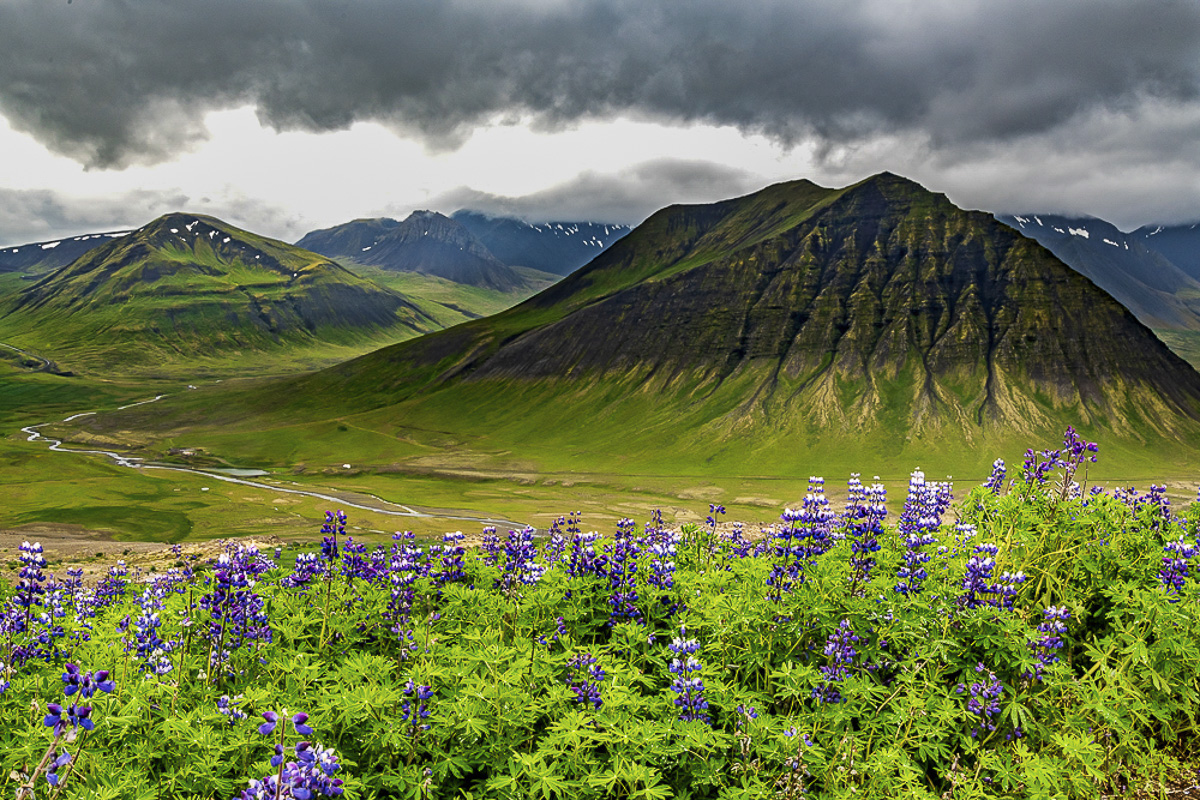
[2,0,1200,246]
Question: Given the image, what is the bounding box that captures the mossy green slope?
[0,213,438,374]
[70,174,1200,479]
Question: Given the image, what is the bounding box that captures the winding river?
[20,395,524,529]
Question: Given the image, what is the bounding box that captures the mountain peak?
[313,172,1200,464]
[298,210,526,291]
[6,213,433,372]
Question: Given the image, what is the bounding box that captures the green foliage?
[3,478,1200,799]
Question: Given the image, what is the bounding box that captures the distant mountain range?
[0,213,436,372]
[451,211,630,276]
[295,209,629,288]
[1134,222,1200,282]
[0,210,629,288]
[296,211,527,292]
[0,229,134,274]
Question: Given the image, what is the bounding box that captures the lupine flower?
[895,471,944,596]
[564,652,606,710]
[957,663,1004,738]
[813,619,859,704]
[94,561,129,608]
[960,543,998,608]
[705,503,726,532]
[606,519,641,625]
[844,475,886,592]
[667,626,710,724]
[123,586,178,674]
[1020,427,1098,494]
[494,527,545,597]
[1026,606,1071,682]
[61,663,115,698]
[646,530,680,617]
[258,710,314,737]
[199,545,272,670]
[435,531,468,587]
[46,749,73,787]
[1159,536,1196,598]
[14,541,48,612]
[241,709,344,799]
[283,553,326,590]
[767,477,834,600]
[401,680,434,737]
[983,459,1006,494]
[217,694,248,725]
[479,528,501,566]
[320,510,346,562]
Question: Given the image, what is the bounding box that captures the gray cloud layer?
[432,159,762,224]
[3,0,1198,169]
[0,188,304,248]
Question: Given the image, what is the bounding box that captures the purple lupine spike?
[1026,606,1071,682]
[564,652,606,710]
[813,619,859,704]
[667,626,710,724]
[895,470,942,596]
[956,663,1004,738]
[1160,536,1196,598]
[844,475,886,591]
[983,459,1006,494]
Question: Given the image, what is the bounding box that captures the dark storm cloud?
[2,0,1198,169]
[432,159,761,224]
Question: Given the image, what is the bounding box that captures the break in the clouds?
[2,0,1199,169]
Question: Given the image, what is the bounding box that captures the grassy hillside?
[0,214,438,377]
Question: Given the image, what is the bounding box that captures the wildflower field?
[3,428,1200,799]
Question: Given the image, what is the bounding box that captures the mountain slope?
[451,211,630,275]
[0,213,437,373]
[73,174,1200,477]
[297,211,527,291]
[998,213,1200,333]
[1137,222,1200,282]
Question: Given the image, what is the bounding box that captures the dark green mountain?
[0,213,437,372]
[74,174,1200,477]
[451,210,630,275]
[297,211,527,292]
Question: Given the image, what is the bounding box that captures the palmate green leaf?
[509,751,580,799]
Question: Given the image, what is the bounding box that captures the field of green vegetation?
[3,437,1200,799]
